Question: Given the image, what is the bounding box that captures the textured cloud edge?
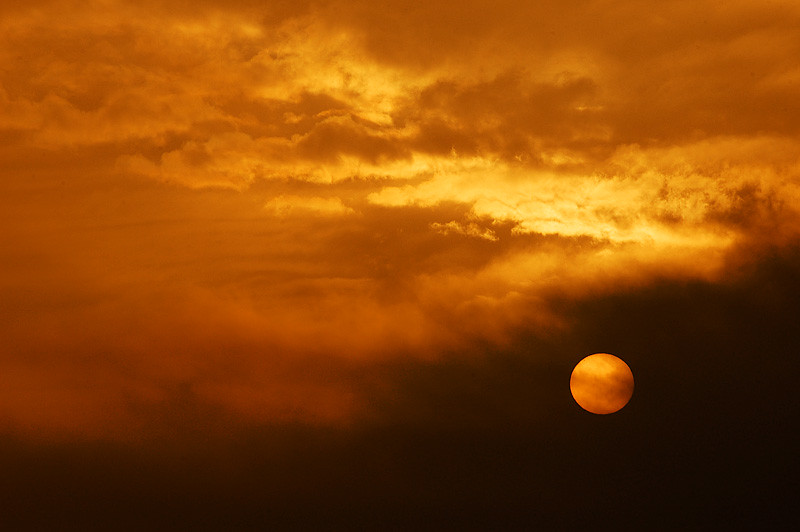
[1,0,800,439]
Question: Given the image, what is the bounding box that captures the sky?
[1,0,798,529]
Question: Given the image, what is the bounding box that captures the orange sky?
[2,0,800,440]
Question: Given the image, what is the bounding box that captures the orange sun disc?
[570,353,634,414]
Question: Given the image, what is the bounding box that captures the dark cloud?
[398,72,604,162]
[295,115,410,163]
[1,243,796,530]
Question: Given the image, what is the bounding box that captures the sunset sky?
[1,0,798,528]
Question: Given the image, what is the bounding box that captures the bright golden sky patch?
[1,0,799,438]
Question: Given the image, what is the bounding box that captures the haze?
[1,1,797,528]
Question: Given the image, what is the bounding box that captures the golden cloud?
[2,0,799,438]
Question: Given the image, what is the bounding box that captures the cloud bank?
[1,0,799,438]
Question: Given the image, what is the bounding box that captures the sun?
[570,353,634,414]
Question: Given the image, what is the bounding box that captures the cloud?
[263,195,355,217]
[430,220,498,241]
[4,0,799,191]
[1,244,797,529]
[1,3,797,530]
[2,0,800,441]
